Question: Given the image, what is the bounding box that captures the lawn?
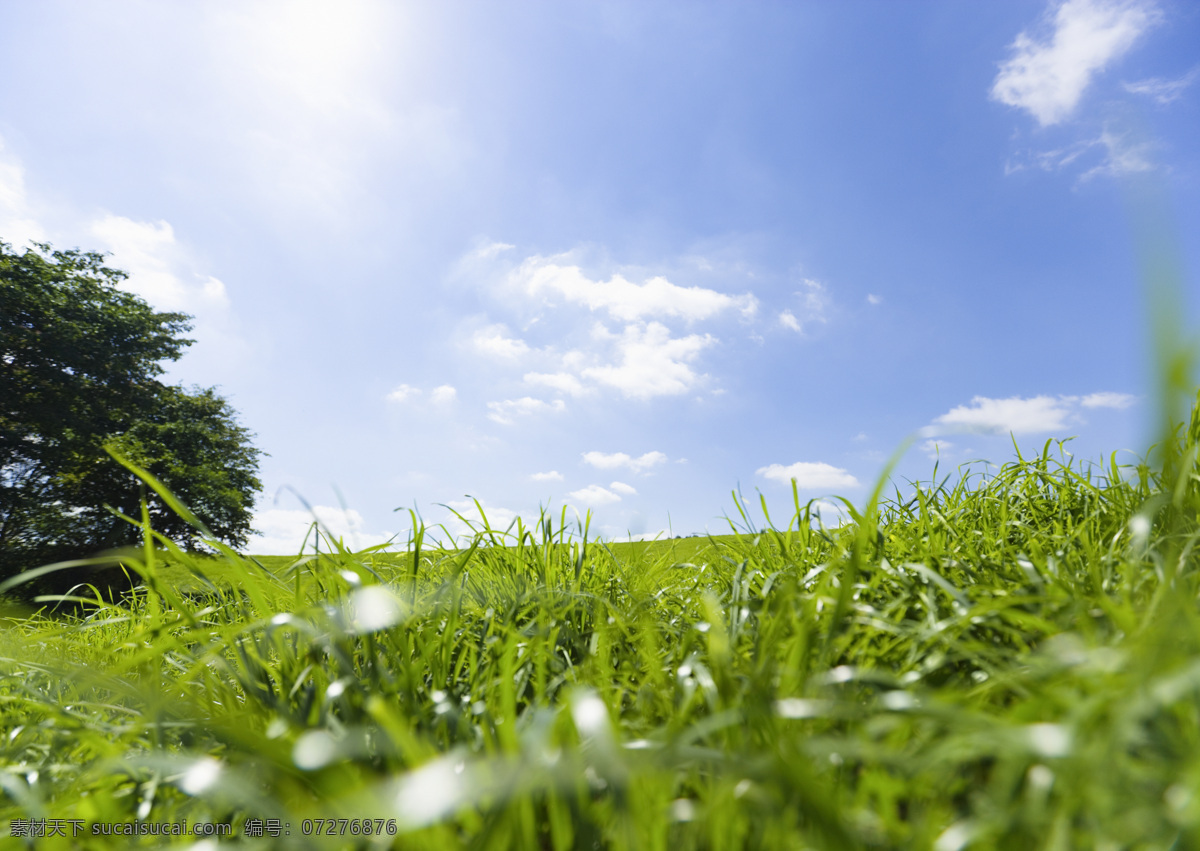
[2,419,1200,849]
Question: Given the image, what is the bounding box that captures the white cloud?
[486,396,566,425]
[530,470,563,482]
[512,256,758,322]
[472,325,531,359]
[469,241,516,261]
[1009,137,1103,174]
[609,481,637,495]
[386,384,420,403]
[90,214,231,314]
[777,279,831,334]
[524,371,592,397]
[920,439,955,460]
[248,504,395,555]
[463,247,769,404]
[516,321,716,400]
[1123,67,1200,104]
[930,395,1073,435]
[1005,127,1155,180]
[582,450,667,473]
[926,392,1137,436]
[756,462,860,490]
[798,278,830,320]
[386,383,456,406]
[582,322,715,398]
[1078,128,1155,180]
[0,137,239,348]
[568,484,623,506]
[867,294,882,305]
[0,137,47,249]
[0,139,248,371]
[991,0,1160,126]
[1080,391,1136,408]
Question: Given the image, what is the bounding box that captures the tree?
[0,240,262,592]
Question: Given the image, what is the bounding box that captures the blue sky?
[2,0,1197,551]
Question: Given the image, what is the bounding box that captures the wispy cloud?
[468,241,516,262]
[1077,128,1155,181]
[756,462,860,489]
[926,391,1136,436]
[567,484,623,506]
[386,383,457,406]
[1005,126,1156,180]
[472,324,531,359]
[920,438,955,460]
[1123,67,1200,104]
[797,278,830,322]
[486,396,566,425]
[386,384,420,403]
[582,450,667,473]
[779,279,831,335]
[1006,137,1102,175]
[1080,391,1136,408]
[524,371,592,397]
[609,481,637,495]
[511,256,758,322]
[991,0,1160,126]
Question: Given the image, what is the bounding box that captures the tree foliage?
[0,240,262,588]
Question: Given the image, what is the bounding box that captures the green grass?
[2,416,1200,849]
[139,537,726,597]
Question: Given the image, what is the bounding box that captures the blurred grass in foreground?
[0,400,1199,850]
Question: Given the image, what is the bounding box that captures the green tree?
[0,240,262,590]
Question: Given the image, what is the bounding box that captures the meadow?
[2,410,1200,849]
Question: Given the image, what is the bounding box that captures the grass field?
[2,405,1200,848]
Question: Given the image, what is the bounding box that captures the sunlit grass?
[1,411,1199,849]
